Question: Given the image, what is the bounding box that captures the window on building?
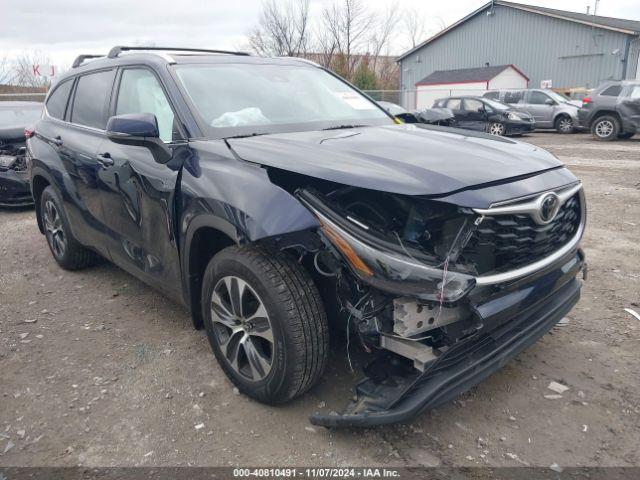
[71,70,115,129]
[46,79,74,120]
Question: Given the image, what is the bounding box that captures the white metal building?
[415,64,529,109]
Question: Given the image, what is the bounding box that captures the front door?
[524,90,554,127]
[95,67,186,300]
[461,98,488,131]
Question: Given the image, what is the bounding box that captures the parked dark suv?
[578,81,640,140]
[27,47,586,427]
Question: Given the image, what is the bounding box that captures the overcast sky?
[2,0,639,69]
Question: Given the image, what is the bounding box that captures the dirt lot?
[1,132,639,468]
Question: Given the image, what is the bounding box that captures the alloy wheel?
[489,123,505,136]
[43,200,66,258]
[210,275,274,382]
[558,118,573,133]
[595,120,614,138]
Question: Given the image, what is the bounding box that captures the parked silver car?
[484,89,580,133]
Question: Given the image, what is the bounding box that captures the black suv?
[578,81,640,140]
[27,47,586,427]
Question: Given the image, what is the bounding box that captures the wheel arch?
[31,167,55,234]
[590,110,621,127]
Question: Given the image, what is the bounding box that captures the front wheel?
[488,122,506,136]
[591,115,620,141]
[202,245,329,404]
[555,115,574,134]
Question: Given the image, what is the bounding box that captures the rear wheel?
[591,115,620,141]
[202,245,329,404]
[555,115,574,134]
[488,122,506,136]
[40,186,98,270]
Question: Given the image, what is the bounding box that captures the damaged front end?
[0,141,33,207]
[295,183,586,427]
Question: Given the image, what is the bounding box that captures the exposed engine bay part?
[393,298,467,337]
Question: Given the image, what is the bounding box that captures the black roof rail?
[107,46,251,59]
[71,54,105,68]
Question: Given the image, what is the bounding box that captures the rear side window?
[71,70,115,129]
[46,79,73,120]
[629,86,640,99]
[600,85,622,97]
[447,99,461,109]
[504,90,524,104]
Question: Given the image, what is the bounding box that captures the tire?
[488,122,506,136]
[40,186,98,270]
[555,115,574,134]
[201,245,329,404]
[617,132,635,139]
[591,115,620,141]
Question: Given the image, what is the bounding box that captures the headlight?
[507,112,521,121]
[315,210,476,303]
[0,155,17,168]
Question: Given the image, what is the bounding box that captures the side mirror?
[106,113,172,164]
[545,98,555,106]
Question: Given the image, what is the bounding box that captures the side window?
[600,85,622,97]
[71,70,115,129]
[46,79,74,120]
[629,86,640,99]
[116,69,176,143]
[463,99,484,112]
[529,91,551,105]
[484,91,500,100]
[504,90,524,104]
[447,99,461,110]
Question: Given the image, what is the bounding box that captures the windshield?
[173,63,393,138]
[546,90,571,103]
[0,105,42,128]
[483,98,511,111]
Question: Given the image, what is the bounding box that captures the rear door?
[47,69,116,251]
[94,66,185,299]
[461,98,488,131]
[445,98,467,127]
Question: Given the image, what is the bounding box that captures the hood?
[567,100,582,108]
[227,124,562,196]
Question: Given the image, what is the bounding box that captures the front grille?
[461,193,582,275]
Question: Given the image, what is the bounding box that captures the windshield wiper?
[222,132,268,140]
[322,124,370,131]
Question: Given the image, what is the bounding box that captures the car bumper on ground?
[506,120,535,135]
[310,248,585,428]
[0,169,33,207]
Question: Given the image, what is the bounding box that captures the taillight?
[24,128,35,139]
[582,97,591,106]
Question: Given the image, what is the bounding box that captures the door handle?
[97,152,114,167]
[52,136,63,147]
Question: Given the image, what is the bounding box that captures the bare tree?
[13,51,52,89]
[0,54,14,86]
[248,0,311,57]
[368,1,400,73]
[321,0,375,78]
[403,6,427,49]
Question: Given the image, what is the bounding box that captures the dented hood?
[227,124,563,196]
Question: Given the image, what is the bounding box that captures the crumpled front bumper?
[310,249,585,428]
[0,169,33,207]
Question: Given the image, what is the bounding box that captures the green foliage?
[352,61,377,90]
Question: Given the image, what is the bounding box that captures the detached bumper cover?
[0,169,33,207]
[310,272,582,428]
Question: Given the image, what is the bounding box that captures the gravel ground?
[0,132,639,468]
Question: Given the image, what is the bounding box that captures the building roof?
[416,64,527,86]
[397,1,640,62]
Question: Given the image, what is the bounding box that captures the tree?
[352,58,377,90]
[248,0,310,57]
[0,54,13,85]
[403,6,427,49]
[13,51,52,89]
